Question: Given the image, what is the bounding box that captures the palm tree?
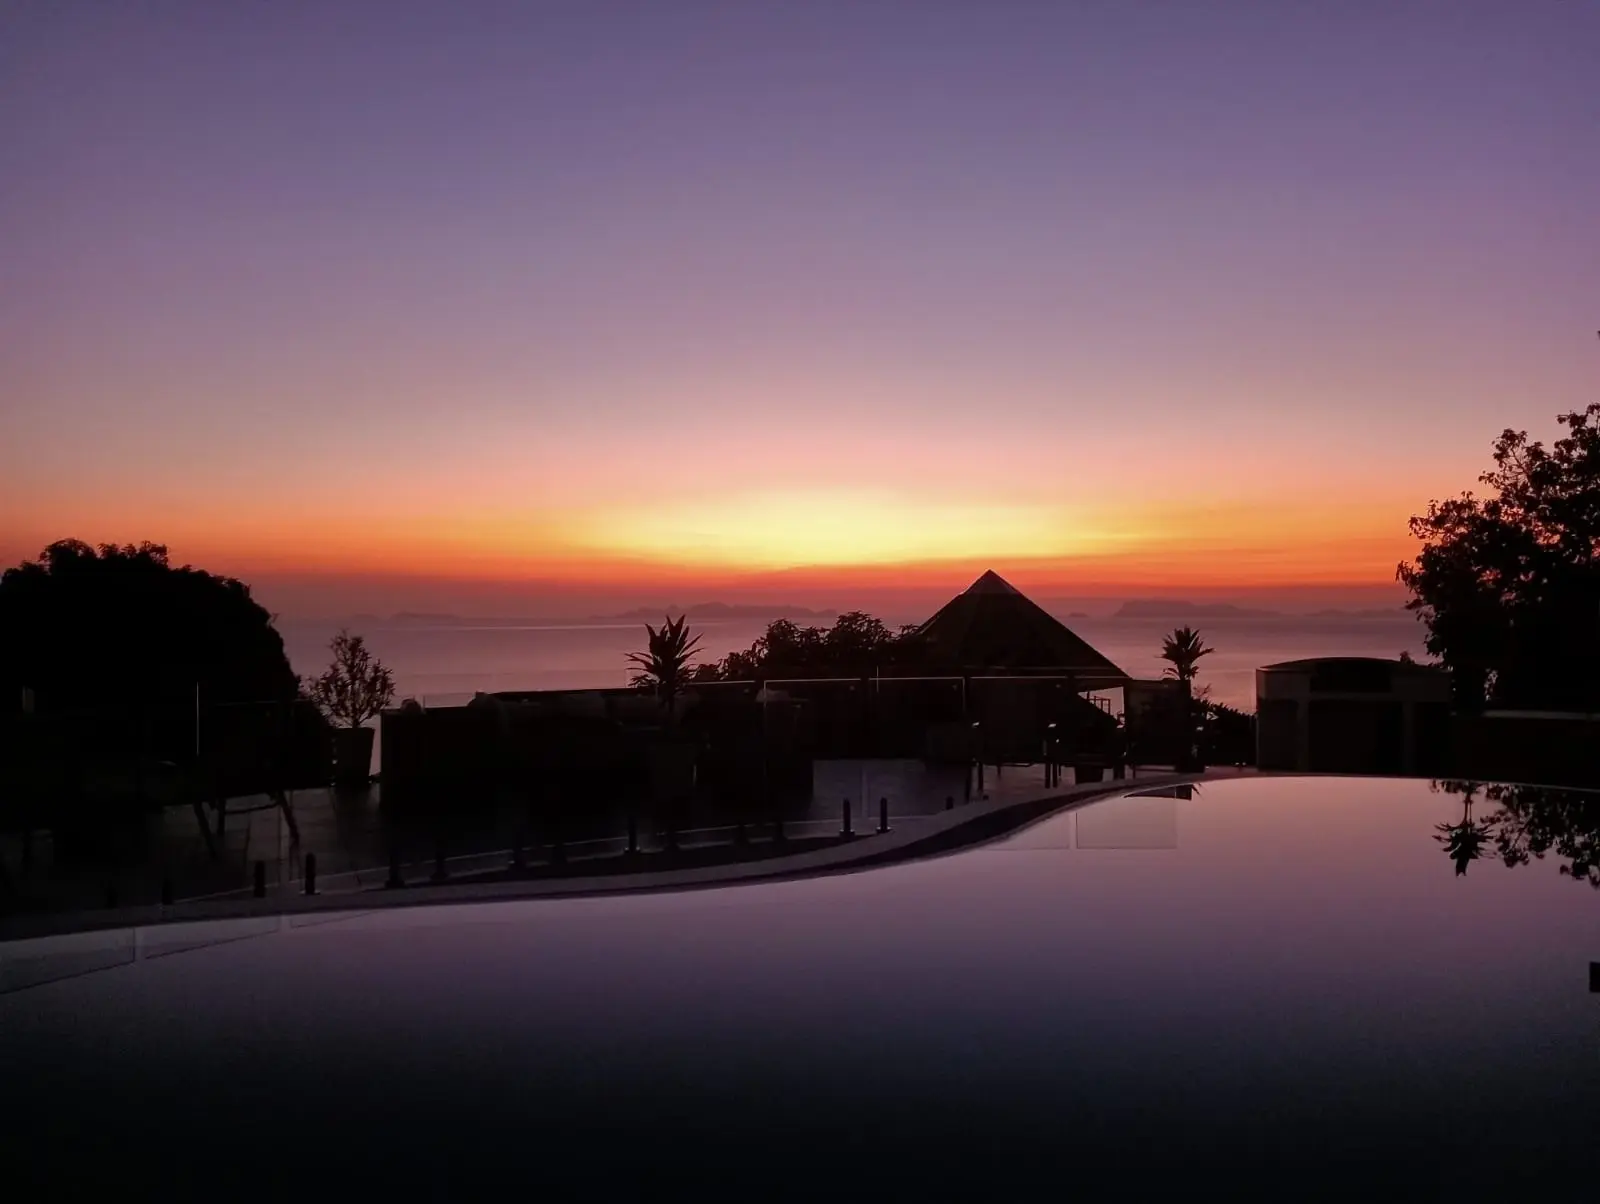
[1159,626,1214,684]
[1159,626,1214,771]
[627,614,704,716]
[1434,784,1496,876]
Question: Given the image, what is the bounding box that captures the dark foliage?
[1159,626,1214,683]
[1199,698,1256,766]
[1398,404,1600,709]
[627,614,704,710]
[1434,779,1600,886]
[0,540,299,710]
[306,630,395,728]
[691,612,918,680]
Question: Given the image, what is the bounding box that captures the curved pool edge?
[0,771,1224,947]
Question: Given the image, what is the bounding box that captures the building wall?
[1256,661,1452,775]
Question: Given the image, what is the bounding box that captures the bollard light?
[842,798,853,838]
[878,797,890,834]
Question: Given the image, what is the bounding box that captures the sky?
[2,1,1596,617]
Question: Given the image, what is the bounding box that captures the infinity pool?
[3,776,1595,1196]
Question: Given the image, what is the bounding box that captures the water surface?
[3,776,1592,1196]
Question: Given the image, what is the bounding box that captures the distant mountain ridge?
[1108,599,1406,621]
[1112,600,1282,620]
[323,599,1406,628]
[596,602,840,622]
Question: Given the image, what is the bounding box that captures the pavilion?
[893,570,1153,764]
[907,570,1132,691]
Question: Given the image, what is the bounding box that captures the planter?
[331,726,375,785]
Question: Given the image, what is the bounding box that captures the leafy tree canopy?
[306,630,395,728]
[0,540,299,710]
[1434,780,1600,888]
[692,612,918,681]
[1159,626,1214,684]
[1399,404,1600,709]
[627,614,704,709]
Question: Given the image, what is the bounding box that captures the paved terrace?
[0,769,1249,969]
[0,758,1204,917]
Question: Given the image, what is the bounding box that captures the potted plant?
[627,615,704,806]
[306,630,395,786]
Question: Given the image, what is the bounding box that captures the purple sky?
[2,1,1596,614]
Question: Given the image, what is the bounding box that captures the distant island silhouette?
[320,605,844,627]
[311,600,1408,628]
[1110,600,1403,621]
[596,603,840,622]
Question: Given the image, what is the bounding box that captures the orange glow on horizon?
[0,486,1418,598]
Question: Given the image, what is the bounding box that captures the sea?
[278,611,1430,715]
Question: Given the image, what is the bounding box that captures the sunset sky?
[2,2,1595,617]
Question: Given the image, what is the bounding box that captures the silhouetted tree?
[305,631,395,728]
[0,540,298,710]
[1158,627,1213,769]
[1434,779,1600,886]
[1159,626,1214,683]
[690,612,916,680]
[1398,404,1600,710]
[627,615,703,712]
[1432,783,1496,876]
[1199,696,1256,766]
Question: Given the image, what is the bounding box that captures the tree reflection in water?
[1433,782,1495,876]
[1433,779,1600,886]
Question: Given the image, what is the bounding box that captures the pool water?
[2,776,1595,1196]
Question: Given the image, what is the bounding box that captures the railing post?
[878,797,889,834]
[253,860,267,898]
[431,840,448,883]
[303,852,316,896]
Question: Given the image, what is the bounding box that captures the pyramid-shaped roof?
[909,571,1130,679]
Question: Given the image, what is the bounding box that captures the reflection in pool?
[1,776,1596,1195]
[1431,778,1600,885]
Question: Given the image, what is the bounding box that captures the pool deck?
[0,767,1248,948]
